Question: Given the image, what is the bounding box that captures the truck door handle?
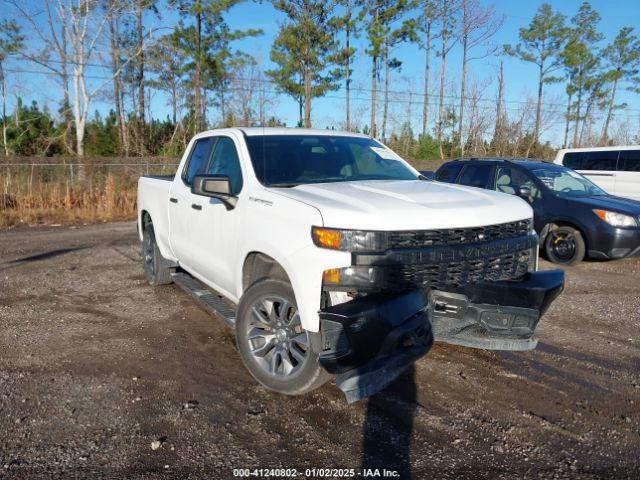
[191,204,202,210]
[170,197,178,203]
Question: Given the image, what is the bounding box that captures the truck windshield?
[245,135,418,187]
[531,166,607,197]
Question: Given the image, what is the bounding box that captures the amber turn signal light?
[312,227,341,249]
[322,268,341,284]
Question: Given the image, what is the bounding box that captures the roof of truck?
[191,127,372,140]
[237,127,371,138]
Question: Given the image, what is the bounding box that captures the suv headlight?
[593,209,639,228]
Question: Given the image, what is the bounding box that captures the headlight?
[593,209,638,228]
[312,226,386,251]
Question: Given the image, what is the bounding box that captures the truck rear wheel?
[235,279,331,395]
[142,222,173,286]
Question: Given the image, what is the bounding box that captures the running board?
[171,272,237,328]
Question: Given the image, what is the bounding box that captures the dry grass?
[0,156,443,228]
[0,158,177,228]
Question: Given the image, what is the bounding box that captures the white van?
[554,146,640,200]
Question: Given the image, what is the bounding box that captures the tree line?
[1,0,639,160]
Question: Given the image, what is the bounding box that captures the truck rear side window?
[183,137,215,185]
[617,150,640,172]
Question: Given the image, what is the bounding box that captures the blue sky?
[3,0,640,147]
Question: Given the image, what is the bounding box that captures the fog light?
[322,266,380,287]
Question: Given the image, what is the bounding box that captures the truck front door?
[188,135,245,297]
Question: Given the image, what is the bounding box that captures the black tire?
[235,279,331,395]
[544,226,586,265]
[142,222,173,286]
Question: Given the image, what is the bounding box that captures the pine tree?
[330,0,362,131]
[363,0,411,138]
[561,2,603,148]
[504,3,566,155]
[268,0,341,128]
[599,27,640,144]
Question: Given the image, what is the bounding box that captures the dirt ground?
[1,221,639,479]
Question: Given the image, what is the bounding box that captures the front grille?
[384,248,532,290]
[387,219,532,249]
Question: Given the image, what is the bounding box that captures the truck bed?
[137,175,175,261]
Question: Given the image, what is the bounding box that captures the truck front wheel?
[141,222,173,286]
[236,279,331,395]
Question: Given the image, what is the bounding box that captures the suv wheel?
[544,226,586,265]
[235,279,331,395]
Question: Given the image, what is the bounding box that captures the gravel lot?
[1,221,639,479]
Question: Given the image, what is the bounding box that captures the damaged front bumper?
[428,269,564,350]
[318,290,433,403]
[317,269,564,402]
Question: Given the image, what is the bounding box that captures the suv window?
[563,151,618,171]
[562,152,583,170]
[495,166,540,198]
[206,137,244,195]
[617,149,640,172]
[436,163,464,183]
[183,137,215,185]
[458,164,493,189]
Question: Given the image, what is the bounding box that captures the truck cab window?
[458,164,492,189]
[183,137,215,185]
[207,137,244,195]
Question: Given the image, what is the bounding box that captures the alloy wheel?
[245,295,309,378]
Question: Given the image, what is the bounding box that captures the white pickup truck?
[137,128,564,402]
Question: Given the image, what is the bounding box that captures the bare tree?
[107,0,129,156]
[464,77,492,156]
[10,0,166,158]
[436,0,458,158]
[412,0,439,138]
[11,0,115,157]
[491,59,506,156]
[226,60,278,127]
[0,20,23,157]
[456,0,502,156]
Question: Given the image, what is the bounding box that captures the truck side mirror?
[517,186,533,202]
[419,170,435,180]
[191,174,237,209]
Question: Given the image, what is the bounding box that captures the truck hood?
[273,180,533,230]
